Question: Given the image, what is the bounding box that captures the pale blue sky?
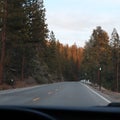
[44,0,120,47]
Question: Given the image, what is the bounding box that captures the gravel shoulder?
[89,84,120,102]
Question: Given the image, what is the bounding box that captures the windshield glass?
[0,0,120,107]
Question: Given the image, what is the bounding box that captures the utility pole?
[116,55,119,92]
[0,0,7,84]
[98,67,102,91]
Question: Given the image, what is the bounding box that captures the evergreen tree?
[0,0,49,84]
[110,28,120,91]
[47,31,58,73]
[0,0,7,84]
[81,26,110,89]
[5,0,29,82]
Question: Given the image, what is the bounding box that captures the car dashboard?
[0,103,120,120]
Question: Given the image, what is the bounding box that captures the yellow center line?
[55,89,58,91]
[48,91,53,95]
[33,97,40,102]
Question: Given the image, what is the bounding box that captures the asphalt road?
[0,82,111,107]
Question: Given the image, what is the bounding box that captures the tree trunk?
[0,31,6,84]
[116,62,119,92]
[21,55,25,81]
[0,0,7,84]
[98,68,101,91]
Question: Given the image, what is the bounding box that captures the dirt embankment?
[91,84,120,102]
[0,77,38,90]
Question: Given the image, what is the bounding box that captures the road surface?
[0,82,111,107]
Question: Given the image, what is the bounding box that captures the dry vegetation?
[0,77,38,90]
[91,84,120,102]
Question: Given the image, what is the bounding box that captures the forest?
[0,0,120,92]
[82,26,120,92]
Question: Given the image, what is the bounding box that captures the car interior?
[1,102,120,120]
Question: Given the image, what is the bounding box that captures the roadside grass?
[0,77,38,90]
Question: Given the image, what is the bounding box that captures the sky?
[44,0,120,47]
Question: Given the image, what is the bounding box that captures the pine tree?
[5,0,28,82]
[0,0,49,84]
[47,31,58,73]
[0,0,7,84]
[81,26,110,89]
[110,28,120,91]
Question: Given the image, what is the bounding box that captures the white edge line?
[81,83,111,103]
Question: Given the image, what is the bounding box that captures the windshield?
[0,0,120,107]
